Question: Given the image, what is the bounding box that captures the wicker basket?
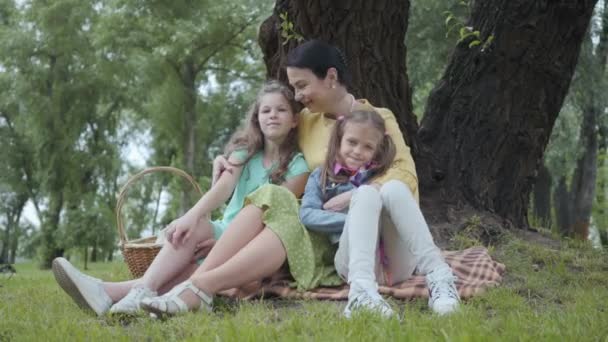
[116,166,203,278]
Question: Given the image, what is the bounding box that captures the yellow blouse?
[297,99,419,203]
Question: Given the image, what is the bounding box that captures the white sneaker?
[343,280,395,319]
[426,267,460,315]
[52,257,113,316]
[109,286,157,314]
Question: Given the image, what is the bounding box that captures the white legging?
[334,180,449,286]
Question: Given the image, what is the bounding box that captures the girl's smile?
[258,93,297,141]
[338,122,383,170]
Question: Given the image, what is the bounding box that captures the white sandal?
[140,280,213,317]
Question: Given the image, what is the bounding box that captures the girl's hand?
[166,214,199,246]
[323,191,353,212]
[191,238,216,262]
[212,155,233,186]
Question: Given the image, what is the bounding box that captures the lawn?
[1,230,607,341]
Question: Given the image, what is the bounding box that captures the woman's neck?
[325,91,355,119]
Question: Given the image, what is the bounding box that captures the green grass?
[1,232,608,341]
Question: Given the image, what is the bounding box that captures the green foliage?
[407,0,493,118]
[542,4,608,235]
[0,0,269,264]
[406,0,456,117]
[279,12,303,45]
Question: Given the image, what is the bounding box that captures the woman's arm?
[372,108,419,202]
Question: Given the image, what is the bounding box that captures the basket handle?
[116,166,203,246]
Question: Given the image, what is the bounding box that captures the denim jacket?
[300,167,375,243]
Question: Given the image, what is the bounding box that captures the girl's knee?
[357,184,380,196]
[380,180,415,203]
[351,185,382,210]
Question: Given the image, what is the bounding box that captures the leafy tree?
[543,1,608,239]
[260,0,598,232]
[95,0,267,214]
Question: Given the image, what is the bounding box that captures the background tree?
[258,0,419,149]
[542,1,608,240]
[417,0,598,229]
[95,0,267,213]
[258,0,598,234]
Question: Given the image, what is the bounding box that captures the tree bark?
[569,106,599,239]
[181,59,198,213]
[417,0,597,228]
[258,0,419,149]
[567,2,608,239]
[83,246,88,271]
[40,192,65,269]
[1,215,11,263]
[532,163,552,228]
[554,176,573,235]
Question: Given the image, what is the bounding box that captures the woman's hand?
[212,155,233,186]
[165,214,199,246]
[191,238,216,262]
[323,191,353,212]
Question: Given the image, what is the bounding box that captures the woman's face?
[286,67,333,113]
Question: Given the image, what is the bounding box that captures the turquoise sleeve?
[229,149,249,163]
[285,152,310,179]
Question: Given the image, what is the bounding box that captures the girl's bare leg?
[102,220,213,302]
[197,205,265,273]
[177,228,286,307]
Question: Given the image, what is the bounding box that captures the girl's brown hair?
[224,80,301,184]
[320,110,396,191]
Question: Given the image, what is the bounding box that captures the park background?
[1,0,607,340]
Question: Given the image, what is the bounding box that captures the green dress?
[246,184,343,290]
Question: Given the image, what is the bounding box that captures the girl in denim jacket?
[300,110,460,318]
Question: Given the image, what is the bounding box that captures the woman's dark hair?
[286,39,352,88]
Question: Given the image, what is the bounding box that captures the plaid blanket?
[219,246,506,300]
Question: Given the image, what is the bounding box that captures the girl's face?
[257,93,297,142]
[286,67,333,113]
[338,122,383,170]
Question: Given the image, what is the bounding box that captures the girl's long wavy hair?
[320,110,396,192]
[223,81,301,184]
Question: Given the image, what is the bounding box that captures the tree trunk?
[91,240,98,263]
[569,106,599,239]
[417,0,597,228]
[181,59,198,213]
[532,163,552,228]
[83,246,88,271]
[107,248,114,262]
[560,2,608,239]
[9,234,18,264]
[40,192,65,269]
[554,177,573,235]
[1,215,10,263]
[258,0,419,149]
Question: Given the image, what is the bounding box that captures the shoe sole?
[52,258,102,316]
[140,299,212,319]
[140,302,172,319]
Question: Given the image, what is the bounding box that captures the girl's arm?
[299,170,347,234]
[281,173,309,197]
[168,154,244,245]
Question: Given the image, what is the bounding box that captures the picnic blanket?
[219,247,505,300]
